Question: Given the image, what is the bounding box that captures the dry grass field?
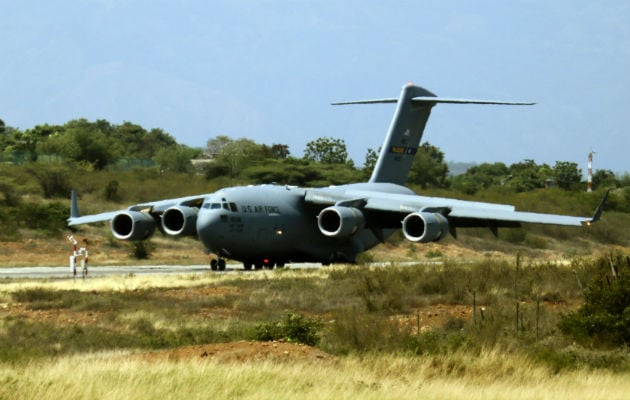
[1,258,629,399]
[0,210,628,399]
[1,349,629,400]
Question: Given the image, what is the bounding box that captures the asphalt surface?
[0,263,326,279]
[0,261,441,279]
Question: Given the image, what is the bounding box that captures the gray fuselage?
[196,184,397,265]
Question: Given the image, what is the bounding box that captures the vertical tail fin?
[332,83,534,185]
[368,84,437,185]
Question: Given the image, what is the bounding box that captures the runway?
[0,265,229,279]
[0,263,325,279]
[0,260,442,279]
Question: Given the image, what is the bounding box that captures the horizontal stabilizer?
[411,97,535,106]
[333,84,534,185]
[331,98,398,105]
[332,98,535,106]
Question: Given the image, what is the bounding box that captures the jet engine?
[111,211,156,241]
[402,212,449,243]
[317,206,365,237]
[161,206,198,236]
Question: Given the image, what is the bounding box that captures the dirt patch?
[160,286,239,299]
[394,304,472,333]
[1,302,106,327]
[138,340,333,363]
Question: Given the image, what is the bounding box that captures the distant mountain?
[447,161,477,176]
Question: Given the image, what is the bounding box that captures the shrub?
[559,253,630,347]
[130,240,155,259]
[26,162,73,198]
[17,202,69,232]
[425,249,443,259]
[254,312,321,346]
[104,180,120,201]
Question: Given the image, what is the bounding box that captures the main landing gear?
[210,258,285,272]
[243,260,285,271]
[210,258,226,271]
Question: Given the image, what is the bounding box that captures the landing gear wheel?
[218,259,226,271]
[243,263,253,271]
[210,259,218,271]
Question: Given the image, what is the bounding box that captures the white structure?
[587,150,595,192]
[67,235,89,278]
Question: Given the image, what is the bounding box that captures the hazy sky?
[2,0,629,174]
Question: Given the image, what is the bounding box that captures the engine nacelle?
[402,212,449,243]
[317,206,365,237]
[162,206,198,236]
[111,211,156,241]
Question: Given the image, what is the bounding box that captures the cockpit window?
[205,201,237,212]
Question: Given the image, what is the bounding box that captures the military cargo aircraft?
[68,83,607,270]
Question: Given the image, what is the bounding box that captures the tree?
[559,253,630,347]
[215,138,267,176]
[450,162,510,194]
[155,145,197,173]
[26,163,72,198]
[553,161,582,190]
[407,142,449,189]
[0,177,21,206]
[206,135,233,158]
[363,147,379,175]
[49,123,114,169]
[0,121,21,160]
[15,124,63,162]
[507,159,548,192]
[270,144,290,159]
[303,137,352,166]
[111,121,146,158]
[592,169,617,190]
[362,147,380,180]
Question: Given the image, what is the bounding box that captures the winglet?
[584,189,609,226]
[70,190,80,219]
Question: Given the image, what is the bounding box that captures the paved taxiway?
[0,264,329,279]
[0,265,226,279]
[0,261,439,279]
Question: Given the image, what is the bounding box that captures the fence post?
[536,294,540,341]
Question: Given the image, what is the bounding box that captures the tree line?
[1,118,628,195]
[0,117,628,242]
[204,134,626,194]
[0,118,200,172]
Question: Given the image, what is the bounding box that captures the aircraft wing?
[67,191,207,226]
[305,185,607,230]
[68,210,121,226]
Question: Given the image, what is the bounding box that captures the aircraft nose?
[196,205,222,251]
